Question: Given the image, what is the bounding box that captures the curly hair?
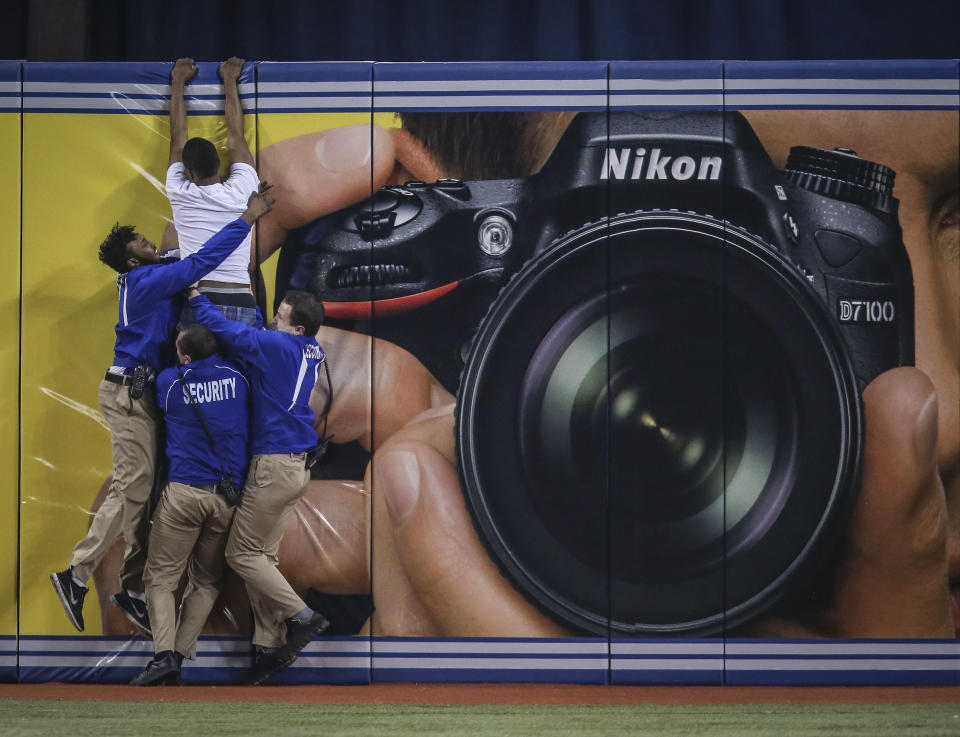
[98,223,137,273]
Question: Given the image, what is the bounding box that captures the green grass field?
[0,701,958,737]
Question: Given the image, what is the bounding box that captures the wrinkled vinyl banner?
[0,61,20,682]
[9,60,960,686]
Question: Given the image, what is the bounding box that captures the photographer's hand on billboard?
[744,111,958,638]
[253,110,958,639]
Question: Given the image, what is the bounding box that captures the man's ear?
[125,256,140,270]
[294,325,306,336]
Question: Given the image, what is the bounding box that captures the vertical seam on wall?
[367,61,375,684]
[603,61,612,683]
[16,60,23,681]
[253,62,262,310]
[720,60,729,686]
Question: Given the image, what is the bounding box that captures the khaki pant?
[226,453,309,648]
[143,482,234,658]
[70,378,158,589]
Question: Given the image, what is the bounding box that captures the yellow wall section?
[0,112,21,637]
[18,112,262,635]
[17,108,390,635]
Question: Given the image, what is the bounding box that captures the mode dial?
[784,146,897,215]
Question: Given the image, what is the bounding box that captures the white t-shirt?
[166,161,260,285]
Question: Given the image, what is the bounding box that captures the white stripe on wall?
[370,657,608,670]
[372,94,607,108]
[725,93,958,107]
[24,82,256,95]
[725,78,959,91]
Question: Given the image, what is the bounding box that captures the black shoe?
[129,651,183,687]
[110,591,152,636]
[248,610,330,685]
[50,569,87,632]
[246,646,281,686]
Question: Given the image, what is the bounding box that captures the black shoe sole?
[130,668,181,687]
[247,615,330,686]
[50,573,83,632]
[110,594,152,637]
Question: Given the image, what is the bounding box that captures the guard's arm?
[189,292,264,360]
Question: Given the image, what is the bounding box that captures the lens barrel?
[456,211,861,636]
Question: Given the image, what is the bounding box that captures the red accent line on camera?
[323,281,459,319]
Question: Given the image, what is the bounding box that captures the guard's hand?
[171,58,197,85]
[243,181,276,222]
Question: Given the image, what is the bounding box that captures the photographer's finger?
[375,441,567,637]
[831,367,953,637]
[256,124,396,260]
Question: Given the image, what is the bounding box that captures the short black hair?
[282,290,325,336]
[177,324,218,362]
[98,223,137,273]
[182,137,220,179]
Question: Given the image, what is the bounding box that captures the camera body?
[287,111,912,392]
[283,111,914,635]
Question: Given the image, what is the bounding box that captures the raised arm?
[219,57,255,168]
[169,58,197,165]
[188,292,264,360]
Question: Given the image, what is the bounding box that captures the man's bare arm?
[220,57,255,168]
[169,58,197,165]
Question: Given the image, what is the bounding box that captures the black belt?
[104,372,134,386]
[192,483,218,493]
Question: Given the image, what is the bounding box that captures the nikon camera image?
[277,110,914,637]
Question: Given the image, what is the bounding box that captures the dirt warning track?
[1,683,959,704]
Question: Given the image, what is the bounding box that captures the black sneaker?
[129,651,182,687]
[50,569,87,632]
[246,646,281,686]
[110,591,152,636]
[248,610,330,685]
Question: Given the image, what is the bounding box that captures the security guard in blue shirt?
[131,323,251,686]
[188,287,329,684]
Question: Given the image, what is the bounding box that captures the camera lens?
[457,212,860,635]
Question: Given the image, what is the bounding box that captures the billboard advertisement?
[6,59,959,685]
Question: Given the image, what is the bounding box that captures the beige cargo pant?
[143,482,235,658]
[226,453,310,649]
[70,378,158,590]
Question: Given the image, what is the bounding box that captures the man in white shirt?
[167,57,261,326]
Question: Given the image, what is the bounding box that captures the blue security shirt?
[111,219,251,372]
[156,354,250,487]
[191,294,322,455]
